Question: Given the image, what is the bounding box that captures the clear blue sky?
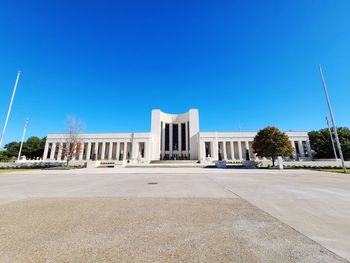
[0,0,349,146]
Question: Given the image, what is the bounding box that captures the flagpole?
[319,65,346,173]
[17,117,28,161]
[0,70,21,148]
[325,116,338,160]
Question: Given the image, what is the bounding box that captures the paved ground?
[1,197,344,263]
[0,167,349,262]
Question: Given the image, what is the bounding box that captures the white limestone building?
[43,109,312,164]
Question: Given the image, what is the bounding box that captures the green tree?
[253,126,294,166]
[308,127,350,160]
[22,136,46,159]
[3,141,21,157]
[0,150,10,162]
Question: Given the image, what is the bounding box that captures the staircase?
[150,160,199,164]
[124,160,207,168]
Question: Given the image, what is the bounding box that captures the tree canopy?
[253,126,294,166]
[23,136,46,159]
[308,127,350,160]
[0,136,46,161]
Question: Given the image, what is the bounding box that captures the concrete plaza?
[0,167,349,262]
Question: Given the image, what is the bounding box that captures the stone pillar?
[108,142,113,160]
[123,142,127,161]
[230,141,234,160]
[290,140,297,160]
[213,140,219,160]
[223,141,227,160]
[50,143,56,160]
[101,142,106,160]
[116,142,120,161]
[298,141,305,157]
[92,142,99,161]
[144,141,150,162]
[169,123,173,158]
[132,140,138,160]
[79,142,84,160]
[199,140,205,161]
[161,122,165,159]
[86,142,91,160]
[57,143,63,161]
[238,141,243,160]
[43,141,49,160]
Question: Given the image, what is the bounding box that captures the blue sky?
[0,0,349,147]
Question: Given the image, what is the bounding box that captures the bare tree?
[63,116,83,167]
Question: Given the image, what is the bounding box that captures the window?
[181,123,186,151]
[165,124,169,151]
[173,124,178,150]
[160,121,163,152]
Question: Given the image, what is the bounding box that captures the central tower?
[150,109,199,161]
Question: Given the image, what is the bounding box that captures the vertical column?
[86,142,92,160]
[63,143,68,160]
[57,143,63,161]
[43,141,49,160]
[178,124,182,156]
[290,140,296,160]
[230,141,234,160]
[50,142,56,160]
[238,141,243,160]
[223,141,227,160]
[185,122,189,157]
[79,142,84,160]
[213,140,219,160]
[92,141,98,161]
[123,142,127,161]
[144,141,149,162]
[161,122,165,159]
[131,140,138,160]
[101,142,106,160]
[298,141,305,157]
[116,142,120,161]
[169,123,173,158]
[199,140,205,161]
[108,142,113,160]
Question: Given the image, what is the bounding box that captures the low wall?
[0,162,64,169]
[0,161,86,169]
[283,160,350,168]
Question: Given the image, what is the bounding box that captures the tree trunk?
[272,157,275,167]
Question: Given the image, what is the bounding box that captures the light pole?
[325,116,338,161]
[0,70,21,148]
[318,65,346,173]
[17,117,29,161]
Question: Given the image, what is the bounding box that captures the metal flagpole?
[17,117,29,161]
[0,70,21,148]
[325,116,338,160]
[318,65,346,173]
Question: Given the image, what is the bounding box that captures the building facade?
[43,109,312,163]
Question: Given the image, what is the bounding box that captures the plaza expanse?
[0,168,349,262]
